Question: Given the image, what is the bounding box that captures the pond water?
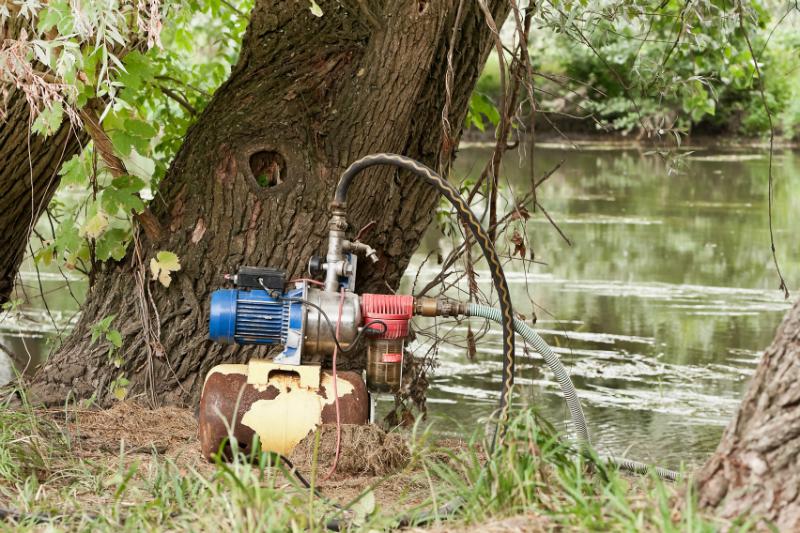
[2,142,798,470]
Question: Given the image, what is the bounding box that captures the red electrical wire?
[322,287,345,481]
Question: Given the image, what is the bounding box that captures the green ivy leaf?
[101,175,146,214]
[32,104,64,137]
[59,153,91,186]
[111,175,145,191]
[95,228,129,261]
[54,217,82,257]
[150,251,181,287]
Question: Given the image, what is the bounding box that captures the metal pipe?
[324,208,348,292]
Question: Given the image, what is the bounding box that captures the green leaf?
[2,299,23,312]
[106,330,123,348]
[309,0,323,17]
[101,176,146,214]
[32,104,64,137]
[117,51,153,91]
[111,175,145,190]
[54,217,82,257]
[110,129,136,157]
[124,119,157,140]
[150,251,181,287]
[33,246,56,267]
[110,118,156,156]
[466,92,499,132]
[90,315,116,344]
[102,188,145,214]
[113,386,128,401]
[351,489,376,524]
[59,153,91,187]
[95,228,129,261]
[82,212,109,239]
[37,0,69,34]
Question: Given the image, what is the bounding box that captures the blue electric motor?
[208,287,301,345]
[208,267,306,365]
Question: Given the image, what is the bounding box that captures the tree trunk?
[696,297,800,529]
[30,0,509,407]
[1,17,84,303]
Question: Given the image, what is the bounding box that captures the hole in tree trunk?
[249,151,286,188]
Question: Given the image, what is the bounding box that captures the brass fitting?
[414,297,467,317]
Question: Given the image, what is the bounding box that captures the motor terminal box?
[234,266,286,291]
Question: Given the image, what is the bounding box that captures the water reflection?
[0,271,83,383]
[396,143,799,468]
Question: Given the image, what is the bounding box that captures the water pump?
[199,206,435,457]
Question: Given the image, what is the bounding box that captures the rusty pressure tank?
[198,360,368,459]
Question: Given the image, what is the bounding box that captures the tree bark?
[696,297,800,529]
[0,14,85,303]
[30,0,509,407]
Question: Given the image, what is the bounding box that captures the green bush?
[470,1,800,139]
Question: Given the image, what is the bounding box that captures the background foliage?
[473,0,800,139]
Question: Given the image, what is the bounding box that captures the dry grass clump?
[56,400,209,474]
[65,401,196,452]
[289,423,410,478]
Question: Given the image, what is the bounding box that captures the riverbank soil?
[0,400,494,526]
[50,402,432,511]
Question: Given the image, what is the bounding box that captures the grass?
[0,388,732,532]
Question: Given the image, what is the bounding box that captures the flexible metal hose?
[604,456,680,482]
[334,153,517,444]
[467,303,680,481]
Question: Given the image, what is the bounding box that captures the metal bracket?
[273,282,308,365]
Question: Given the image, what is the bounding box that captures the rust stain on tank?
[198,362,368,460]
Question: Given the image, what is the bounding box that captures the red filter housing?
[360,294,414,339]
[361,294,413,393]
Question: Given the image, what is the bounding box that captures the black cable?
[276,454,344,509]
